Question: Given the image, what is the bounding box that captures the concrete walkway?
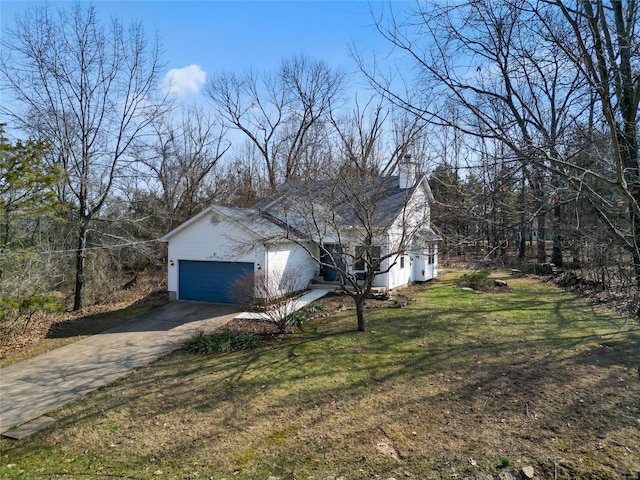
[0,301,240,437]
[235,288,331,320]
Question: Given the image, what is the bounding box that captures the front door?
[320,244,346,282]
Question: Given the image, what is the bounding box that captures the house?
[161,162,440,303]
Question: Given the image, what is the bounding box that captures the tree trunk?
[634,250,640,318]
[518,171,526,261]
[551,204,563,267]
[536,210,546,264]
[518,234,526,261]
[1,207,9,250]
[356,298,366,332]
[73,219,89,311]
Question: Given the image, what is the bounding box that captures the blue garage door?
[179,261,254,303]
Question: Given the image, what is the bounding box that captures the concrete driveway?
[0,301,239,438]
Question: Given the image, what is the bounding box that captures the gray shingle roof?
[210,205,290,240]
[163,175,440,245]
[253,175,422,232]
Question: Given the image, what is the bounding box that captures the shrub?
[230,268,310,333]
[456,269,493,290]
[303,301,325,313]
[183,331,259,354]
[273,311,308,333]
[0,294,64,333]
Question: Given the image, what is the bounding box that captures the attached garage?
[161,205,318,304]
[178,260,254,303]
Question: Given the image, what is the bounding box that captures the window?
[400,255,405,269]
[372,246,381,271]
[354,246,364,271]
[427,244,435,265]
[354,245,381,272]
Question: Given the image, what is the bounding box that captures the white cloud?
[162,64,206,96]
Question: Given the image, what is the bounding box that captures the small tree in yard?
[256,164,433,333]
[253,101,434,332]
[0,126,59,250]
[231,267,308,333]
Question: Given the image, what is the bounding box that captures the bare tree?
[540,0,640,295]
[0,3,166,310]
[266,171,433,332]
[365,0,588,259]
[135,105,230,231]
[231,267,308,333]
[206,55,345,188]
[255,103,435,332]
[363,0,640,312]
[208,141,270,207]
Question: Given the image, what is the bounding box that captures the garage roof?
[160,205,293,243]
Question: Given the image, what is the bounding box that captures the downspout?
[263,243,268,301]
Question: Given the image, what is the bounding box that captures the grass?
[1,270,639,479]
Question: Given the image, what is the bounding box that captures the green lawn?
[1,270,639,479]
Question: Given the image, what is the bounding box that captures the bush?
[230,268,310,333]
[0,294,64,333]
[271,311,308,333]
[456,269,493,290]
[303,302,325,314]
[183,331,259,354]
[269,302,325,332]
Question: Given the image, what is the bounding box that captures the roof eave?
[159,206,214,242]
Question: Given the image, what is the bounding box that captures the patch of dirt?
[318,283,424,311]
[214,318,284,337]
[215,283,425,337]
[376,436,401,462]
[459,283,512,294]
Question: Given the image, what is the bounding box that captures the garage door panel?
[179,261,254,303]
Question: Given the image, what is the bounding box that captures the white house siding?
[387,182,438,286]
[396,186,430,233]
[376,231,413,291]
[385,252,413,290]
[349,233,406,291]
[411,244,438,281]
[370,271,388,290]
[369,236,389,290]
[166,212,264,299]
[265,242,318,296]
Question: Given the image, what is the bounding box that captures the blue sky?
[1,1,407,98]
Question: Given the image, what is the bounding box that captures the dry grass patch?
[1,270,638,479]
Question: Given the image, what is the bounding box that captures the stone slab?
[2,416,56,440]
